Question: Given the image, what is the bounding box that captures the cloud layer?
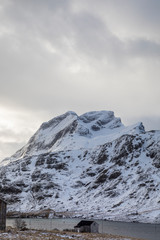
[0,0,160,159]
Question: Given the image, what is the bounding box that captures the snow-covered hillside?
[0,111,160,223]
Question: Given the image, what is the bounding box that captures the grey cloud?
[1,0,72,44]
[126,38,160,59]
[0,141,25,160]
[0,128,28,142]
[0,0,159,157]
[80,0,160,38]
[0,127,32,161]
[0,0,117,111]
[142,117,160,131]
[70,11,124,61]
[0,0,159,113]
[0,0,123,60]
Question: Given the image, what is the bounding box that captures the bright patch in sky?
[0,0,160,160]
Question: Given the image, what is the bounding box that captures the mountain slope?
[0,111,160,223]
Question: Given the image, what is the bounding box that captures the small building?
[74,220,99,233]
[0,198,7,231]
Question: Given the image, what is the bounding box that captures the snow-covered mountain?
[0,111,160,223]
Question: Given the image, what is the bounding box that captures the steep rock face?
[0,111,160,223]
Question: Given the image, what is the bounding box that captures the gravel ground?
[0,228,146,240]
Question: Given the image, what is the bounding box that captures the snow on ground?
[1,111,160,224]
[0,229,144,240]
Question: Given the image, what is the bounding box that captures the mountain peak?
[5,111,146,161]
[79,110,114,121]
[1,111,160,224]
[40,111,77,131]
[79,110,122,131]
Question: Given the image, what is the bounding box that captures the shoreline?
[6,210,160,225]
[6,216,160,240]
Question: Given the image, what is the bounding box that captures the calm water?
[7,218,160,240]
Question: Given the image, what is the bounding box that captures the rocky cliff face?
[0,111,160,223]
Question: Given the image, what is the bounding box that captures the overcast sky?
[0,0,160,160]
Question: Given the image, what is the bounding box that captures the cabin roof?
[74,220,95,228]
